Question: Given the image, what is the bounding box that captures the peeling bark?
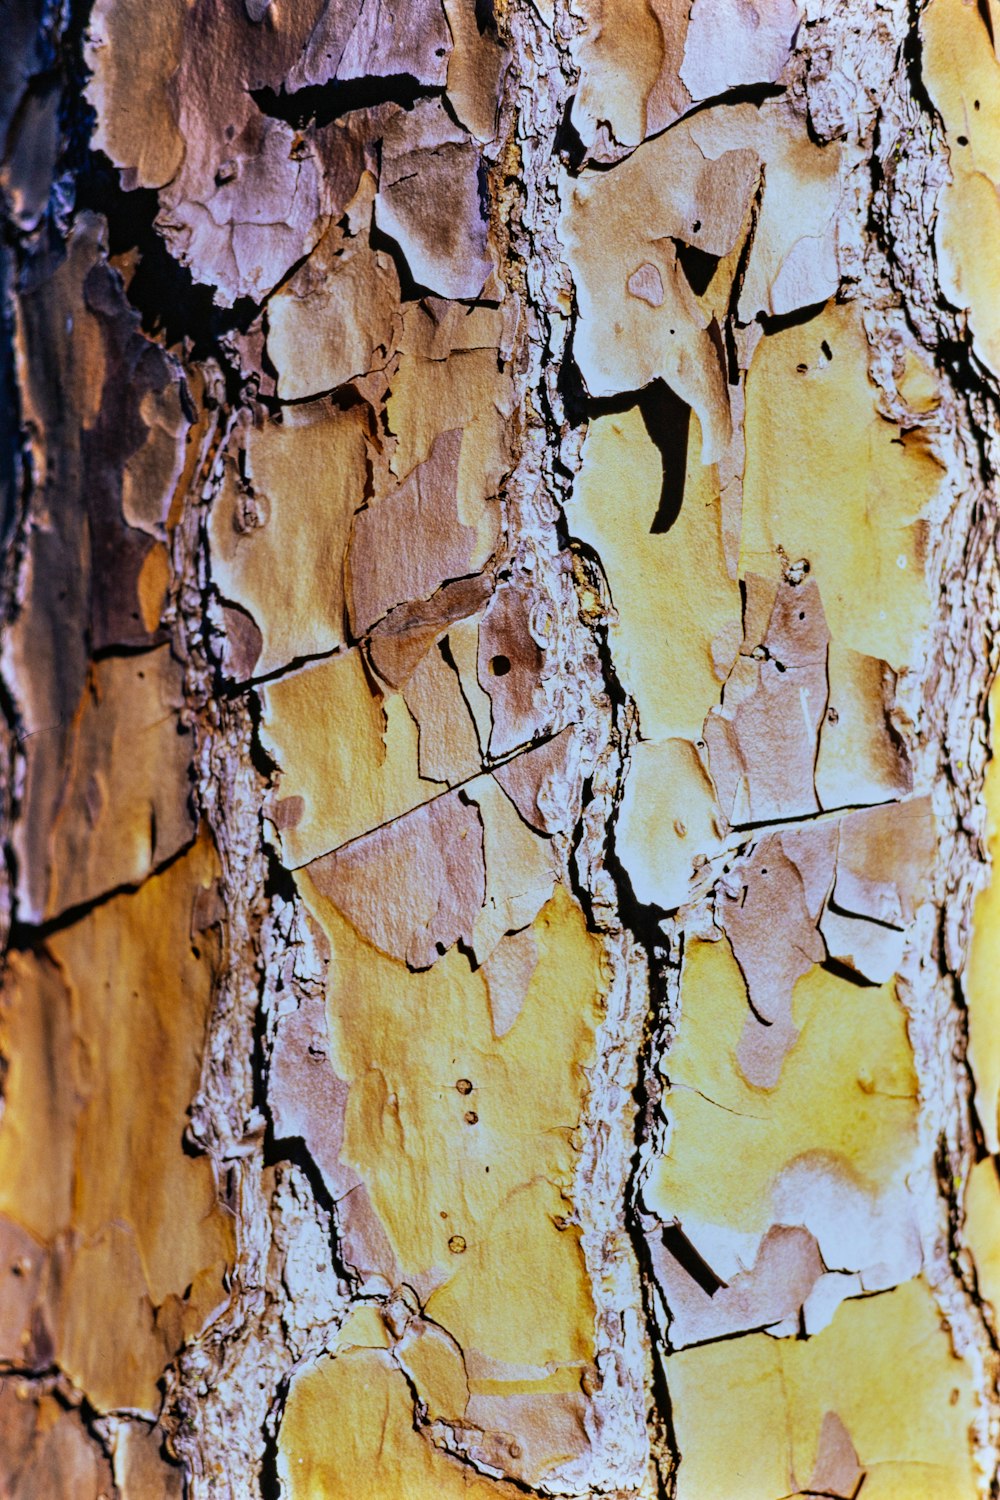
[2,0,999,1496]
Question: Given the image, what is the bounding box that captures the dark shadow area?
[75,150,256,358]
[641,379,691,535]
[251,74,441,131]
[674,239,721,297]
[661,1223,729,1297]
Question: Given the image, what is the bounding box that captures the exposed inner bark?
[1,0,998,1497]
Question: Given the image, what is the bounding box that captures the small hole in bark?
[464,1111,479,1125]
[448,1235,466,1254]
[456,1078,473,1094]
[958,135,969,145]
[490,654,511,676]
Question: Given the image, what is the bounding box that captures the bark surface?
[1,0,999,1496]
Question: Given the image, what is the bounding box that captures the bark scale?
[1,1,999,1497]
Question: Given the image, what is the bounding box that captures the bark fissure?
[3,0,1000,1495]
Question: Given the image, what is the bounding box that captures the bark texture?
[1,0,1000,1496]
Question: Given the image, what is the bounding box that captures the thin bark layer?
[0,1,998,1497]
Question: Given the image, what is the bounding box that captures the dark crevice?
[215,635,347,698]
[263,1127,355,1286]
[256,850,357,1278]
[260,847,299,907]
[660,1223,728,1297]
[726,164,765,371]
[555,315,591,430]
[288,721,574,871]
[580,82,787,172]
[950,967,993,1167]
[88,636,170,664]
[0,251,21,551]
[728,794,901,835]
[978,0,995,48]
[250,75,443,132]
[628,959,684,1498]
[935,1131,1000,1391]
[642,381,691,535]
[558,333,691,533]
[74,150,256,372]
[757,297,831,337]
[554,94,587,173]
[673,239,721,298]
[820,955,879,989]
[258,1370,289,1500]
[474,0,498,36]
[6,830,197,949]
[562,533,681,1490]
[824,894,905,934]
[367,214,434,304]
[245,683,280,784]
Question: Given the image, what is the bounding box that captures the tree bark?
[1,0,999,1496]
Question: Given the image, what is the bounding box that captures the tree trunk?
[1,0,999,1496]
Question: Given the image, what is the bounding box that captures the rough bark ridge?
[2,0,1000,1496]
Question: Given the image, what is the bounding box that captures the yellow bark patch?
[0,834,233,1413]
[668,1276,978,1500]
[297,873,603,1377]
[967,672,1000,1153]
[386,344,512,566]
[568,406,740,743]
[963,1156,1000,1318]
[266,210,401,401]
[209,402,369,677]
[646,938,919,1241]
[615,737,722,910]
[570,0,672,148]
[136,541,171,632]
[259,649,442,868]
[740,301,936,669]
[40,645,195,919]
[277,1348,526,1499]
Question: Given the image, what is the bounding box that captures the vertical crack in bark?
[3,0,1000,1494]
[160,397,350,1496]
[857,0,1000,1475]
[498,1,667,1492]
